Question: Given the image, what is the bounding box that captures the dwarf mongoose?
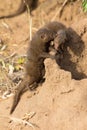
[10,28,56,114]
[53,29,67,50]
[10,21,68,114]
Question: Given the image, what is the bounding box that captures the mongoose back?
[10,21,68,114]
[0,0,38,19]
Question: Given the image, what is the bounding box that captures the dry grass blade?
[2,21,13,33]
[22,112,36,120]
[0,69,14,93]
[52,0,69,21]
[24,0,32,41]
[0,114,37,129]
[1,90,13,99]
[9,117,35,128]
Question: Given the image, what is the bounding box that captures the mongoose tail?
[10,76,34,114]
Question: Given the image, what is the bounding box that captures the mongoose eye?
[40,33,47,40]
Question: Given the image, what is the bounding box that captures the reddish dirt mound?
[0,18,87,130]
[0,0,87,130]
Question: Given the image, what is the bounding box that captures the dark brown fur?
[10,28,56,114]
[0,0,38,19]
[10,21,68,114]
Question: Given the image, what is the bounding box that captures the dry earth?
[0,0,87,130]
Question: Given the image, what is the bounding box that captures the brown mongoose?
[53,29,67,50]
[52,29,68,58]
[10,28,56,114]
[10,21,68,114]
[45,22,68,55]
[0,0,38,19]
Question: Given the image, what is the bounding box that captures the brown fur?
[10,28,56,114]
[0,0,38,19]
[10,21,68,114]
[53,29,67,50]
[45,22,68,55]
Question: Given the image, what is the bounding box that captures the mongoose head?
[53,29,67,50]
[36,28,55,43]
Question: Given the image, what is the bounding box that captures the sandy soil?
[0,0,87,130]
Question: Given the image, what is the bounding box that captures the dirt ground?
[0,0,87,130]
